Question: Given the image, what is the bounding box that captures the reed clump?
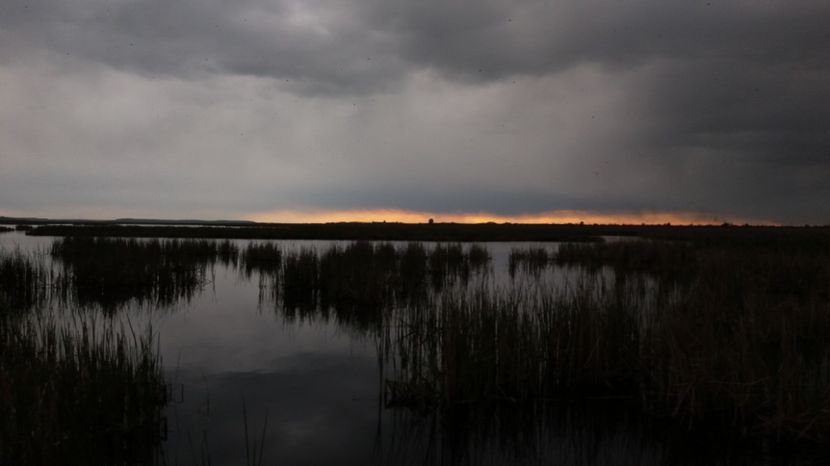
[0,249,56,312]
[556,240,696,280]
[281,247,320,313]
[428,244,489,289]
[240,242,283,278]
[319,241,397,311]
[508,247,552,276]
[398,243,429,304]
[385,276,646,408]
[467,244,490,269]
[9,230,828,447]
[50,237,238,310]
[0,315,166,464]
[256,242,490,321]
[383,236,830,443]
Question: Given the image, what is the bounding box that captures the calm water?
[0,231,805,465]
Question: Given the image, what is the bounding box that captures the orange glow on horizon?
[248,209,774,226]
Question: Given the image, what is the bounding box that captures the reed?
[398,242,429,304]
[281,247,320,314]
[240,242,283,278]
[0,314,166,464]
[0,249,55,312]
[50,237,238,310]
[428,243,489,289]
[7,229,830,448]
[259,242,492,323]
[556,240,696,280]
[384,275,646,408]
[382,237,830,443]
[508,246,551,277]
[318,241,397,317]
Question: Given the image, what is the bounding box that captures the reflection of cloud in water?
[165,351,729,466]
[155,263,371,373]
[165,355,688,466]
[165,352,380,466]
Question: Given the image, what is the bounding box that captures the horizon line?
[0,208,803,227]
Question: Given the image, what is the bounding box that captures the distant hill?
[0,216,256,226]
[113,218,256,226]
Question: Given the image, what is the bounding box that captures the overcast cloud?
[1,0,828,223]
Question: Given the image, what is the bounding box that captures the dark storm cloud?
[0,0,407,95]
[1,0,829,222]
[5,1,829,93]
[636,57,830,219]
[369,1,830,79]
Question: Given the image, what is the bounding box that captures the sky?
[1,0,828,225]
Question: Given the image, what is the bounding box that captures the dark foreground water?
[0,231,820,465]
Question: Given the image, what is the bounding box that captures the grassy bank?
[26,223,605,242]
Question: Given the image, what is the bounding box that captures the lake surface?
[0,231,814,465]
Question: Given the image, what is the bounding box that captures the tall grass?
[556,240,696,281]
[261,242,491,322]
[282,247,320,315]
[508,247,552,277]
[0,314,166,464]
[383,274,646,409]
[0,249,58,312]
[50,237,239,311]
[382,238,830,443]
[7,231,830,451]
[318,242,397,320]
[240,242,283,278]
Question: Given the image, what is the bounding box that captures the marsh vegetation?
[1,226,828,464]
[0,308,165,464]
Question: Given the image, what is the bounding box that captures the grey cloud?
[367,1,830,80]
[0,0,407,95]
[6,1,829,92]
[1,0,829,223]
[631,57,830,220]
